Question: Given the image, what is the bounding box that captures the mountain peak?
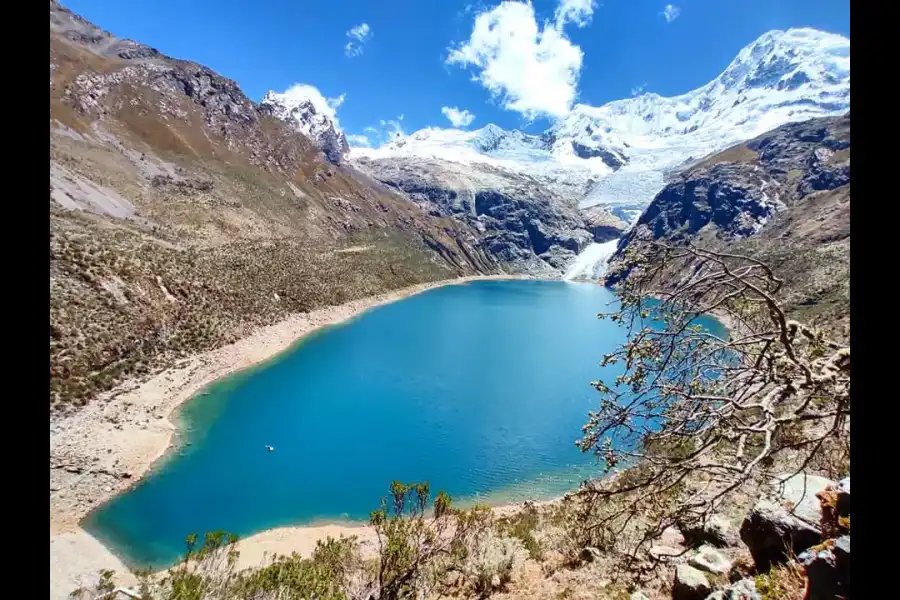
[260,90,349,164]
[716,27,849,95]
[354,26,848,212]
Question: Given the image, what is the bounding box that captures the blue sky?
[63,0,849,146]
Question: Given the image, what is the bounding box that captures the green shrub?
[495,503,544,560]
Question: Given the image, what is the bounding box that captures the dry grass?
[49,209,459,409]
[690,144,759,171]
[48,24,503,410]
[827,148,850,164]
[754,562,806,600]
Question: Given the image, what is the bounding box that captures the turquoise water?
[84,280,721,569]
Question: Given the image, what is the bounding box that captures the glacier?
[563,239,621,282]
[351,28,849,211]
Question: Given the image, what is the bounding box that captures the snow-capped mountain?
[260,91,350,163]
[353,28,849,214]
[354,125,605,206]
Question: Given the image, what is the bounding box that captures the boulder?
[678,515,739,548]
[739,473,835,569]
[799,535,849,600]
[705,579,761,600]
[739,499,821,571]
[689,546,732,575]
[631,592,651,600]
[580,546,602,563]
[836,477,850,517]
[673,564,711,600]
[775,473,835,525]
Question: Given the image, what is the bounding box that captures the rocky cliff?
[606,113,850,337]
[49,0,499,409]
[580,205,630,243]
[259,91,350,164]
[353,155,613,277]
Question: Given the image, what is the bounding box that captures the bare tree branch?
[571,242,850,566]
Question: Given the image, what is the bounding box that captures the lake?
[83,280,721,568]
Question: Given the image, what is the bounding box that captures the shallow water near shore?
[84,280,723,568]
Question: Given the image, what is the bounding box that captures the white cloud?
[631,82,647,96]
[662,4,680,23]
[358,116,406,147]
[346,133,372,148]
[273,84,346,129]
[349,22,371,39]
[441,106,476,127]
[329,93,346,109]
[446,1,588,120]
[345,22,373,57]
[555,0,597,28]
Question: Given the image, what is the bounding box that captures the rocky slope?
[580,205,629,243]
[353,155,622,277]
[606,113,850,338]
[354,28,849,216]
[49,0,499,409]
[48,0,849,408]
[259,91,350,164]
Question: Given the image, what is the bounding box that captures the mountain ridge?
[260,91,350,164]
[48,0,850,408]
[605,113,850,339]
[49,0,500,409]
[350,27,849,214]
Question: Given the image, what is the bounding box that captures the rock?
[353,155,594,277]
[739,473,835,570]
[606,114,850,293]
[649,545,685,560]
[834,535,849,558]
[631,592,651,600]
[739,499,821,571]
[674,565,711,600]
[580,546,602,563]
[442,570,460,588]
[678,515,739,548]
[799,536,849,600]
[581,205,629,243]
[540,245,579,270]
[775,472,834,525]
[727,555,756,583]
[705,579,761,600]
[490,574,501,589]
[261,91,349,164]
[836,477,850,517]
[689,546,732,575]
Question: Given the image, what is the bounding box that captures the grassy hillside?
[49,1,497,410]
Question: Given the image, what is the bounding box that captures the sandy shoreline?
[49,274,523,598]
